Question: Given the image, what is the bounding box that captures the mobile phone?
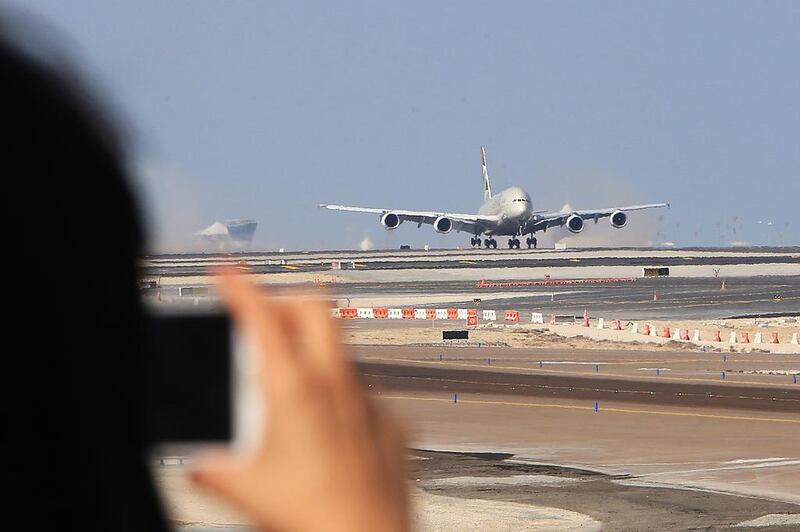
[144,312,262,451]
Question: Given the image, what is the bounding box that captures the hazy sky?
[14,1,800,250]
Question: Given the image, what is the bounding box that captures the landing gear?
[526,236,537,249]
[507,238,521,249]
[483,238,497,249]
[470,237,483,247]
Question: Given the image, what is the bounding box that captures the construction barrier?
[661,327,671,339]
[772,332,780,344]
[792,333,799,345]
[671,328,680,340]
[681,329,690,341]
[596,318,604,329]
[483,310,497,321]
[435,309,448,320]
[650,325,658,337]
[414,308,427,319]
[339,308,357,319]
[457,308,468,320]
[388,308,403,319]
[467,308,478,318]
[401,308,415,319]
[531,312,544,324]
[447,308,458,320]
[740,331,750,343]
[631,323,639,334]
[330,308,341,318]
[713,330,722,342]
[373,308,389,319]
[357,308,374,319]
[642,323,650,335]
[754,332,762,344]
[692,329,700,342]
[426,308,437,320]
[613,320,622,331]
[729,331,737,344]
[504,310,520,323]
[466,315,478,327]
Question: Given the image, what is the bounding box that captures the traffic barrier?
[597,317,605,329]
[447,308,458,320]
[643,323,650,335]
[792,333,799,345]
[754,332,762,344]
[467,308,478,318]
[357,308,374,319]
[414,308,427,319]
[531,312,544,324]
[740,331,750,343]
[330,308,341,318]
[339,308,357,319]
[720,280,727,291]
[692,329,700,342]
[583,308,590,327]
[482,309,497,321]
[671,328,680,340]
[661,327,671,338]
[373,308,389,319]
[550,314,556,325]
[426,308,437,320]
[772,332,780,344]
[388,308,403,319]
[650,325,658,337]
[713,330,722,342]
[436,309,448,320]
[631,323,639,334]
[504,310,520,323]
[467,315,478,327]
[729,331,737,344]
[457,308,468,320]
[681,329,690,341]
[401,308,415,319]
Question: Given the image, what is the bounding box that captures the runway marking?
[281,265,300,270]
[378,394,800,424]
[363,356,798,388]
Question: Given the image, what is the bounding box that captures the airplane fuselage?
[477,186,532,236]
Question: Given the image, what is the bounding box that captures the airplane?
[320,147,669,249]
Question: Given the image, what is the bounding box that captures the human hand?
[192,274,409,532]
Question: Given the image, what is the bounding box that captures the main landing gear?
[507,238,521,249]
[471,237,497,248]
[526,236,537,249]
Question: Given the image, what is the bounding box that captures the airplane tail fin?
[481,146,492,201]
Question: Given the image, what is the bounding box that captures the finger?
[287,296,351,380]
[191,451,265,517]
[216,273,305,401]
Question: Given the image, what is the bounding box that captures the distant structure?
[195,219,257,250]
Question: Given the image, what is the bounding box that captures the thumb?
[191,450,256,506]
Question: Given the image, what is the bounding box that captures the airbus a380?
[321,147,669,249]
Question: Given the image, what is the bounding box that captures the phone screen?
[144,314,232,443]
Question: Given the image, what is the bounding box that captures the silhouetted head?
[3,18,167,530]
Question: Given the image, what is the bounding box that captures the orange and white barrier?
[692,329,700,342]
[339,308,357,319]
[531,312,544,324]
[373,308,389,319]
[504,310,520,323]
[357,308,374,319]
[330,308,341,318]
[457,308,468,320]
[483,310,497,321]
[754,332,762,344]
[435,309,448,320]
[792,333,799,345]
[414,308,427,319]
[426,308,436,320]
[631,322,639,334]
[388,308,403,319]
[729,331,737,344]
[596,318,604,329]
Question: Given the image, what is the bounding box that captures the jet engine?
[566,214,585,234]
[610,210,628,229]
[434,216,453,234]
[380,212,402,229]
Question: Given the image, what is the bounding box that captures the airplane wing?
[319,204,501,234]
[521,203,669,234]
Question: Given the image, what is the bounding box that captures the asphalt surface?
[358,361,800,412]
